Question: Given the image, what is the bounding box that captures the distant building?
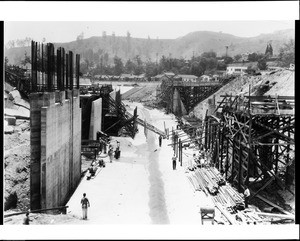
[177,74,198,82]
[120,74,134,81]
[151,72,176,81]
[198,75,211,82]
[226,63,253,75]
[79,77,92,86]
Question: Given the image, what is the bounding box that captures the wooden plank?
[4,206,69,218]
[256,194,293,216]
[256,212,294,220]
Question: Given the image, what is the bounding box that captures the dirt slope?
[193,69,294,120]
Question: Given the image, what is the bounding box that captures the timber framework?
[204,94,295,199]
[158,75,234,116]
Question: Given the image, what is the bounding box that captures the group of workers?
[108,140,121,162]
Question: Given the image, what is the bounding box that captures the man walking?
[172,155,177,170]
[81,193,90,220]
[108,147,114,163]
[158,135,162,147]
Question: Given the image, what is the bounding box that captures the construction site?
[4,39,295,229]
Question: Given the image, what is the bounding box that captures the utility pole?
[225,46,229,58]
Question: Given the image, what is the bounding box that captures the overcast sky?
[4,20,295,44]
[2,1,298,45]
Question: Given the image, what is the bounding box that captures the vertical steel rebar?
[69,51,73,90]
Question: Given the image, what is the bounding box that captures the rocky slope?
[4,87,31,212]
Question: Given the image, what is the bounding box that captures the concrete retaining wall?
[30,90,81,210]
[89,98,102,140]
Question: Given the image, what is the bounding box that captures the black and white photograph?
[1,1,299,240]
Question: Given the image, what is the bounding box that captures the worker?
[158,135,162,147]
[81,193,90,220]
[103,142,107,154]
[244,186,250,208]
[115,141,121,159]
[172,155,177,170]
[108,147,114,163]
[23,211,32,225]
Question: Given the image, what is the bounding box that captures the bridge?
[158,76,234,116]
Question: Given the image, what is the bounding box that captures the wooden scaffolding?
[205,94,295,198]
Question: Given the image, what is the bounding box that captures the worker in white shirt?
[244,185,250,208]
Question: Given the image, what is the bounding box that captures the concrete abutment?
[30,90,81,210]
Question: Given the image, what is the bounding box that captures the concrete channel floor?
[66,101,211,225]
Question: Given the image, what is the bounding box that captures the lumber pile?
[186,165,295,224]
[187,166,244,210]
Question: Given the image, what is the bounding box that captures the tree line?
[81,51,235,78]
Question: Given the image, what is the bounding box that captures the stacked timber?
[186,165,295,224]
[187,166,245,210]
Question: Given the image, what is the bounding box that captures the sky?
[2,1,298,45]
[4,20,295,44]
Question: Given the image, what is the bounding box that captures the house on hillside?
[163,72,176,77]
[151,74,163,81]
[120,74,134,81]
[198,75,211,82]
[151,72,176,81]
[136,73,146,81]
[226,62,255,75]
[79,77,92,86]
[177,74,198,82]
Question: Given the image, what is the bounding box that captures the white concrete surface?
[67,101,211,225]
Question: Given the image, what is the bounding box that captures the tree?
[145,61,158,77]
[124,59,135,74]
[201,51,217,59]
[190,61,202,77]
[5,57,9,67]
[257,58,267,70]
[6,40,15,49]
[20,51,31,67]
[278,39,294,67]
[24,37,32,46]
[247,53,258,62]
[133,55,144,75]
[76,32,84,41]
[179,65,190,75]
[113,56,124,75]
[265,43,273,57]
[216,61,227,70]
[223,56,233,65]
[234,54,242,62]
[16,39,26,47]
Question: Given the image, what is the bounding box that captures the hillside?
[193,69,295,121]
[5,29,294,65]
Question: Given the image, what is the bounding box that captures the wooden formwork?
[205,94,295,196]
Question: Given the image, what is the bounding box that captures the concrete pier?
[30,90,82,210]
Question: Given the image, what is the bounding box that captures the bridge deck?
[168,81,221,87]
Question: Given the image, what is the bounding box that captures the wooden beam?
[256,194,293,216]
[4,206,69,218]
[256,212,294,220]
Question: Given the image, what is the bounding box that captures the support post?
[69,51,73,90]
[66,53,69,90]
[76,54,80,89]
